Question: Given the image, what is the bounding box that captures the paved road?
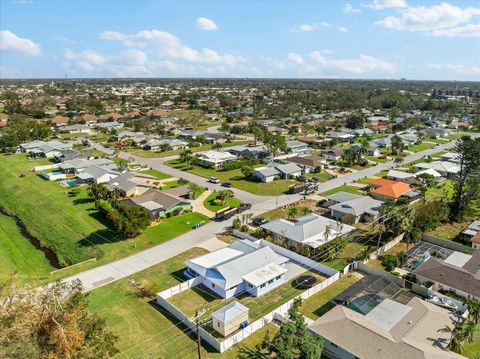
[64,138,459,291]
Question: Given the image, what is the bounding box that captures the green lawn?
[0,213,54,283]
[203,192,241,212]
[300,273,361,320]
[431,150,449,158]
[374,170,389,177]
[322,242,367,271]
[304,171,332,182]
[356,177,375,185]
[258,199,328,221]
[0,154,114,267]
[407,142,435,153]
[320,185,363,197]
[463,323,480,359]
[141,169,172,180]
[0,154,209,282]
[167,159,297,196]
[427,138,450,144]
[366,155,389,163]
[169,271,326,322]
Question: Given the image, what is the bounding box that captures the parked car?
[222,182,233,188]
[238,203,252,212]
[130,166,141,171]
[209,177,221,184]
[308,177,319,183]
[297,175,308,182]
[252,217,268,226]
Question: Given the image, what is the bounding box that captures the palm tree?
[438,325,466,353]
[467,299,480,324]
[211,142,222,151]
[463,321,477,344]
[323,224,332,243]
[288,206,298,220]
[391,134,404,155]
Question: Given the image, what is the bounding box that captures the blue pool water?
[50,171,63,176]
[62,180,78,187]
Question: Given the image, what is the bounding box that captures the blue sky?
[1,0,479,80]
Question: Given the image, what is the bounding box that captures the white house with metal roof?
[185,240,289,299]
[262,213,356,249]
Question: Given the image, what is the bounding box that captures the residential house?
[440,152,460,163]
[413,249,480,300]
[265,126,288,135]
[422,127,447,138]
[462,220,480,249]
[185,240,289,299]
[143,138,188,151]
[449,121,472,130]
[197,150,237,167]
[322,191,362,208]
[18,140,73,158]
[328,132,355,142]
[95,121,124,130]
[262,213,355,249]
[127,188,191,218]
[76,165,119,184]
[79,114,99,125]
[329,196,384,223]
[228,144,269,158]
[58,124,92,134]
[251,166,281,183]
[287,155,326,173]
[309,296,466,359]
[50,115,69,127]
[117,130,145,139]
[322,148,344,162]
[274,162,302,178]
[53,149,92,162]
[58,157,117,174]
[368,178,418,202]
[286,140,310,155]
[107,172,157,197]
[342,128,374,136]
[372,135,392,148]
[414,161,460,178]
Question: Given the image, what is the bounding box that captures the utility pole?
[194,309,206,359]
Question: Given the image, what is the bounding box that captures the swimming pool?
[62,179,78,187]
[49,171,63,176]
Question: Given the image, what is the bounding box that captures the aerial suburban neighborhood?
[1,1,480,358]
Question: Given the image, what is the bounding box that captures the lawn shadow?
[88,210,110,227]
[312,301,335,319]
[72,197,94,205]
[78,229,116,247]
[147,300,220,354]
[169,268,189,283]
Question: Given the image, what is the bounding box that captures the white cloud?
[99,29,241,66]
[428,63,480,79]
[330,54,396,74]
[365,0,407,10]
[267,52,396,77]
[0,30,42,56]
[291,24,317,32]
[376,2,480,37]
[344,3,361,13]
[320,22,333,28]
[338,26,350,33]
[287,52,304,65]
[195,17,219,31]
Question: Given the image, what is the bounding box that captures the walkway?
[191,190,215,217]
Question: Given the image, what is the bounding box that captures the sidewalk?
[191,190,215,217]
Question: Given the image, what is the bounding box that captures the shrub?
[381,254,399,272]
[341,214,356,225]
[213,199,223,206]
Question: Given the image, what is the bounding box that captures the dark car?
[308,177,319,183]
[252,217,268,226]
[238,203,252,211]
[222,182,233,188]
[297,175,308,182]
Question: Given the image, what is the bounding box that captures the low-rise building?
[127,188,192,218]
[329,196,384,223]
[262,213,355,249]
[185,240,289,299]
[197,150,238,167]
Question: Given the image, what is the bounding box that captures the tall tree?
[0,280,118,359]
[450,136,480,220]
[260,298,323,358]
[345,111,365,129]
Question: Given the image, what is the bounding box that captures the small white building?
[197,150,237,167]
[212,302,249,337]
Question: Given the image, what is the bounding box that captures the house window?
[249,284,253,288]
[276,276,281,281]
[268,280,274,284]
[260,283,266,288]
[212,283,215,288]
[217,322,220,328]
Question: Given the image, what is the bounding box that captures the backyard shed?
[212,301,249,337]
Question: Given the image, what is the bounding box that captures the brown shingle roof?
[130,188,186,211]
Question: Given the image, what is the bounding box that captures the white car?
[130,166,141,171]
[209,177,221,184]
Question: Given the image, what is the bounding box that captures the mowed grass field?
[0,154,209,282]
[0,154,113,267]
[0,213,54,283]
